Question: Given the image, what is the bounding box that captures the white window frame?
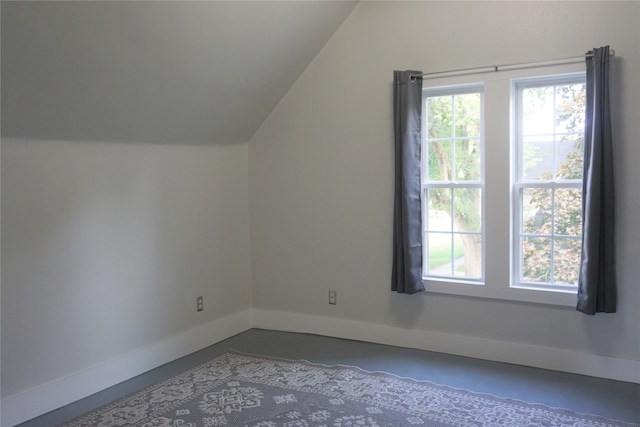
[418,63,585,307]
[421,84,485,285]
[511,73,586,293]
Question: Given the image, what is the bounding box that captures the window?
[420,69,586,306]
[513,74,586,291]
[422,85,483,282]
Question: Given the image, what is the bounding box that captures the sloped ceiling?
[1,1,357,144]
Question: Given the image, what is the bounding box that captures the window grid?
[513,75,585,291]
[422,86,484,283]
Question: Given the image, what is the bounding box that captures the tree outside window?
[423,75,585,289]
[517,79,585,287]
[423,88,483,280]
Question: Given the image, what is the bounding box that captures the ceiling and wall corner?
[0,0,359,417]
[247,0,640,365]
[1,1,359,145]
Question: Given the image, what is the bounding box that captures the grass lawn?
[428,237,464,270]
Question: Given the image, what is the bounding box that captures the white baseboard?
[1,310,252,427]
[4,308,638,427]
[252,309,640,384]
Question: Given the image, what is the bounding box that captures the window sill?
[422,278,577,307]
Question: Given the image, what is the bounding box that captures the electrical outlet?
[329,290,337,305]
[197,296,203,312]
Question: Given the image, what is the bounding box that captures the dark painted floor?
[17,329,640,426]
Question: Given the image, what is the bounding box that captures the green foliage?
[521,83,585,285]
[426,93,482,277]
[425,82,585,284]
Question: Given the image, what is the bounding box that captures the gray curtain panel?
[576,46,617,314]
[392,70,424,294]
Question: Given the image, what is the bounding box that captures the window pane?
[555,83,586,134]
[427,96,453,139]
[424,86,483,282]
[454,233,482,278]
[522,188,552,234]
[554,238,581,285]
[523,86,554,136]
[554,188,582,236]
[453,188,481,232]
[454,139,481,181]
[454,93,481,138]
[428,188,452,232]
[514,75,585,289]
[522,237,552,283]
[556,134,584,180]
[427,233,452,275]
[428,141,452,181]
[522,136,553,180]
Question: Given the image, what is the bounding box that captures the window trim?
[421,84,485,284]
[511,73,586,293]
[417,64,586,308]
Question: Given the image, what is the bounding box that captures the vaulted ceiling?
[1,1,357,144]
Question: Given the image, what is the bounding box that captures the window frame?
[511,73,586,293]
[421,84,485,285]
[417,64,586,307]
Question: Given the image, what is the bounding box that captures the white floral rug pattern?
[60,352,636,427]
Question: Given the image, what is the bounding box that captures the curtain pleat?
[576,46,617,314]
[392,70,424,294]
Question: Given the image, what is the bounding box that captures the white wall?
[249,1,640,364]
[1,139,253,399]
[2,2,639,423]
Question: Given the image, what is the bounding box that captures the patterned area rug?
[60,352,636,427]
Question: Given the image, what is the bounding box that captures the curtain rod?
[411,49,615,80]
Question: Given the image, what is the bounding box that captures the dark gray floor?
[18,328,640,426]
